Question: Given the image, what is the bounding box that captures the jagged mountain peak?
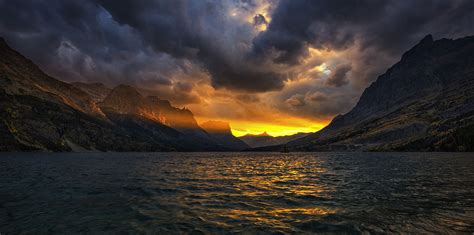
[400,34,437,61]
[420,34,434,44]
[259,131,271,137]
[244,131,271,137]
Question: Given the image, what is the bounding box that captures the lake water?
[0,152,473,234]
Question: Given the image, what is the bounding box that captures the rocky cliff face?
[276,35,474,152]
[99,85,231,151]
[201,121,250,150]
[147,96,201,130]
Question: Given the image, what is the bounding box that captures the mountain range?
[257,35,474,152]
[1,35,473,152]
[0,37,246,151]
[239,132,309,148]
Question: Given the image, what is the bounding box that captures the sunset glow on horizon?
[196,117,330,137]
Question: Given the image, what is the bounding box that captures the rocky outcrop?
[201,121,250,150]
[269,35,474,152]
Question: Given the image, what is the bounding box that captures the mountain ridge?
[257,35,474,152]
[240,132,310,148]
[0,38,236,151]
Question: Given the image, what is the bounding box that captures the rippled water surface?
[1,152,473,234]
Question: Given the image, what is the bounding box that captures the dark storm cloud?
[326,64,351,87]
[253,0,474,64]
[0,0,150,85]
[1,0,474,118]
[93,0,285,92]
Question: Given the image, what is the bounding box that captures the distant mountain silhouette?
[0,37,239,151]
[240,132,309,148]
[201,121,250,150]
[258,35,474,152]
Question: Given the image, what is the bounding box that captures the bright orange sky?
[163,47,349,137]
[196,116,329,137]
[145,46,351,137]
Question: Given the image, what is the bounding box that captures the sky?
[1,0,474,136]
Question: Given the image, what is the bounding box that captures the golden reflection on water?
[223,207,337,230]
[227,207,335,218]
[181,155,336,229]
[5,153,471,233]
